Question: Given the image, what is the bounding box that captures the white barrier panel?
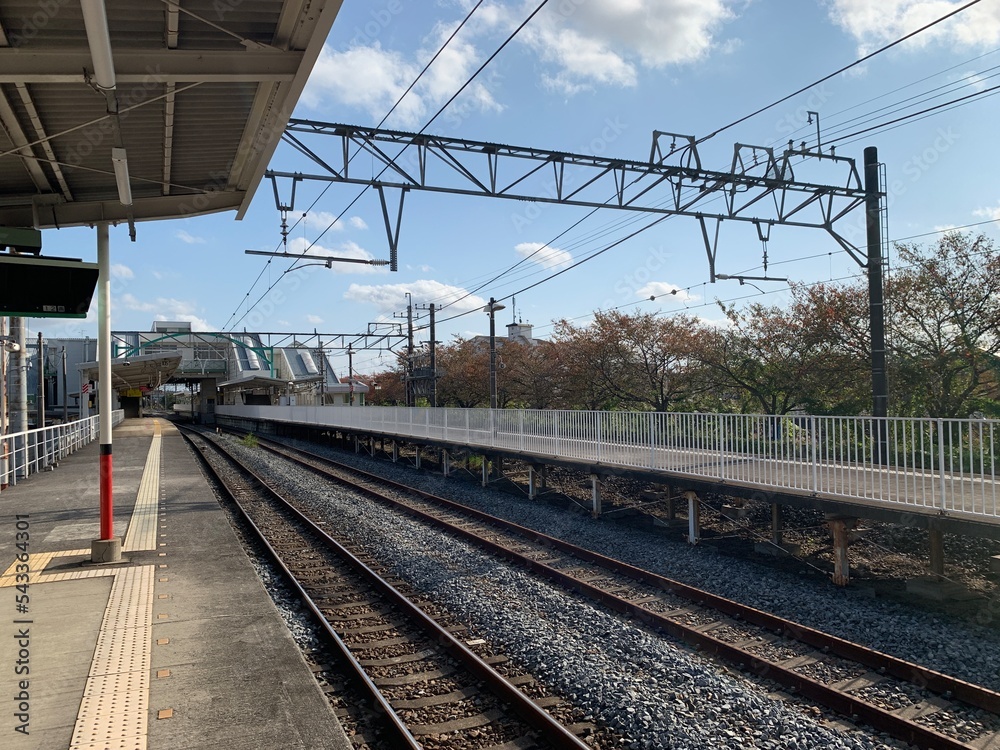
[217,406,1000,521]
[0,410,124,490]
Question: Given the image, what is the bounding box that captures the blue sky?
[35,0,1000,377]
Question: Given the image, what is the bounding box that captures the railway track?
[180,426,596,750]
[236,429,1000,750]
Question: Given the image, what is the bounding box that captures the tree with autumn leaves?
[363,233,1000,418]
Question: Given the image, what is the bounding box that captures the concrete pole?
[591,474,601,518]
[10,318,27,433]
[61,347,68,422]
[0,317,7,487]
[428,303,437,408]
[828,516,856,586]
[92,222,121,563]
[11,318,27,479]
[685,490,701,544]
[488,298,498,410]
[36,331,44,427]
[864,146,889,463]
[37,331,46,468]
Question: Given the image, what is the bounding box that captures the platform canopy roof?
[0,0,343,230]
[80,351,182,391]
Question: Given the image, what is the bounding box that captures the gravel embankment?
[273,437,1000,693]
[221,434,929,750]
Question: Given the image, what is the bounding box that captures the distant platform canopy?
[80,352,181,393]
[0,0,343,228]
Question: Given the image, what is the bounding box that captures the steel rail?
[179,428,421,749]
[183,426,591,750]
[254,434,998,750]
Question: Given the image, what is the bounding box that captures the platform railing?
[0,410,125,490]
[217,406,1000,520]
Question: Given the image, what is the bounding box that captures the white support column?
[415,446,421,470]
[591,474,601,518]
[354,436,360,454]
[391,441,398,463]
[482,456,489,487]
[93,222,120,563]
[442,450,450,477]
[684,490,700,545]
[528,465,536,499]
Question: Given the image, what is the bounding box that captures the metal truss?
[268,119,871,273]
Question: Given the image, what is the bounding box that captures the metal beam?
[0,87,53,193]
[268,120,869,265]
[0,190,245,228]
[0,49,304,83]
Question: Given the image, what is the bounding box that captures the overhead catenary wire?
[223,0,491,332]
[225,0,552,333]
[696,0,984,145]
[350,228,1000,374]
[424,2,991,320]
[248,0,991,346]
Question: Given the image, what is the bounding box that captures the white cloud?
[344,279,486,315]
[285,237,389,275]
[828,1,1000,54]
[301,12,503,128]
[932,223,961,233]
[349,216,368,230]
[120,293,214,330]
[637,281,698,302]
[302,211,344,232]
[306,314,324,324]
[176,230,205,244]
[111,263,134,279]
[974,202,1000,221]
[514,241,573,270]
[154,313,213,331]
[302,44,423,124]
[523,0,737,93]
[953,70,990,92]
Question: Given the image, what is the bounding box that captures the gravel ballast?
[270,437,1000,694]
[218,434,953,750]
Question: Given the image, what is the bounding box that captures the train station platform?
[0,417,351,750]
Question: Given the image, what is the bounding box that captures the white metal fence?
[0,410,124,490]
[217,406,1000,521]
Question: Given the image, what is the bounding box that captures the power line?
[697,0,984,145]
[223,0,490,332]
[830,82,1000,145]
[226,0,552,332]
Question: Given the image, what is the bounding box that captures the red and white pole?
[92,222,120,562]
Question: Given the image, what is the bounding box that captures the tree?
[365,362,406,406]
[435,336,489,408]
[556,311,706,412]
[497,339,563,409]
[887,232,1000,418]
[698,285,868,415]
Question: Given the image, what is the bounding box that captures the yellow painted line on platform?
[123,421,161,552]
[70,565,155,750]
[0,548,89,587]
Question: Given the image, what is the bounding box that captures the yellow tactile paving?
[70,565,155,750]
[0,548,89,587]
[123,420,162,552]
